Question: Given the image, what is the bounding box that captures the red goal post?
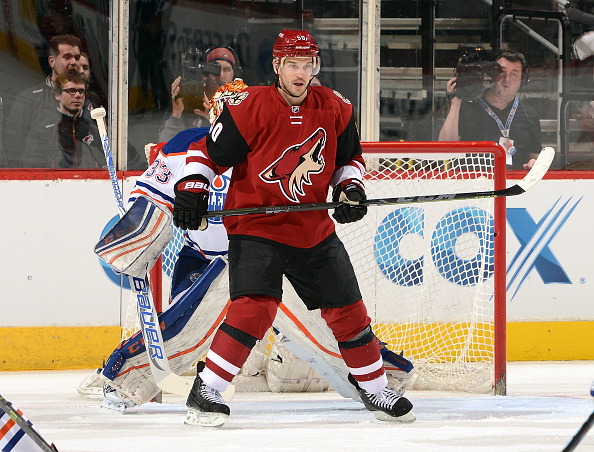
[148,140,507,395]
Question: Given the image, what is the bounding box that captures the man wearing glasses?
[5,34,84,167]
[21,70,104,168]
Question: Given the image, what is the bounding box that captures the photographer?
[158,46,238,142]
[438,49,542,170]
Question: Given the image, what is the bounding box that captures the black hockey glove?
[173,174,210,230]
[332,179,367,224]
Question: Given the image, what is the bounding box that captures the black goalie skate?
[348,374,416,423]
[185,361,230,427]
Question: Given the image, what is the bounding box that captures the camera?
[178,48,206,112]
[453,45,501,100]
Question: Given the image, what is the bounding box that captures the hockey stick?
[91,107,194,397]
[562,410,594,452]
[202,146,555,218]
[0,393,58,451]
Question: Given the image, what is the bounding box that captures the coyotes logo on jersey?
[259,128,326,202]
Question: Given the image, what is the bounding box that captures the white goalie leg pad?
[265,334,331,393]
[101,258,231,405]
[94,195,173,278]
[272,280,361,401]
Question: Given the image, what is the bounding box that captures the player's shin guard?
[321,301,387,395]
[201,295,280,392]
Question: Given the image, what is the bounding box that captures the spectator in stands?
[78,52,103,110]
[21,70,104,168]
[158,46,239,142]
[4,34,81,167]
[565,2,594,33]
[35,0,86,75]
[438,49,542,170]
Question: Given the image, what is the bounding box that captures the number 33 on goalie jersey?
[129,127,231,260]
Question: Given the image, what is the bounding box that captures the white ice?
[1,361,593,452]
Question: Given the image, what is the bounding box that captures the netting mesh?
[335,153,498,392]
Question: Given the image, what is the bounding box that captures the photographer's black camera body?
[178,48,206,113]
[454,46,501,101]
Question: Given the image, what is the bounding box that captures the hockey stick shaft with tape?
[90,107,125,217]
[202,146,555,219]
[0,393,58,451]
[91,107,193,397]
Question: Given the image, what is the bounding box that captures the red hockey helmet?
[272,29,320,75]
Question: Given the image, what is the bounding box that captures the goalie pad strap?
[94,196,173,277]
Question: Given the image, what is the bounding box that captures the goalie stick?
[91,107,194,397]
[202,146,555,218]
[0,393,58,452]
[562,410,594,452]
[562,380,594,452]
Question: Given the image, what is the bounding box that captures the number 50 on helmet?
[272,29,321,75]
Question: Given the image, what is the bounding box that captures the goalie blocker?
[94,195,173,278]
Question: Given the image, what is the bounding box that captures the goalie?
[92,78,414,418]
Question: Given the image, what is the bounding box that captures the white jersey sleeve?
[129,129,231,260]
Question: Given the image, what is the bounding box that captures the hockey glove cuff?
[173,174,210,230]
[332,179,367,224]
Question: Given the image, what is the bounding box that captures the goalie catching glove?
[173,174,210,230]
[332,179,367,224]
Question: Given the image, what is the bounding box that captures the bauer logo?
[208,173,231,224]
[506,196,579,301]
[374,206,494,286]
[132,276,165,368]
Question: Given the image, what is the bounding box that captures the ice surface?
[0,361,593,452]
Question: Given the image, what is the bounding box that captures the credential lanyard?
[478,96,519,139]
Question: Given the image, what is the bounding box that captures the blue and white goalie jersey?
[129,127,231,260]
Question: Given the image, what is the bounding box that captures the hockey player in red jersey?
[173,29,415,427]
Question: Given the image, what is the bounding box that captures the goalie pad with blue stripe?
[94,196,173,278]
[100,257,229,405]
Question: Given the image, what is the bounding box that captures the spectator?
[35,0,87,75]
[158,46,239,142]
[438,49,542,170]
[78,52,103,110]
[4,34,81,167]
[21,70,104,168]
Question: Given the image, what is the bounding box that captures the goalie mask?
[208,79,249,123]
[272,29,320,76]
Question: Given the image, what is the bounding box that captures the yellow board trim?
[0,321,592,371]
[507,321,594,361]
[0,326,121,371]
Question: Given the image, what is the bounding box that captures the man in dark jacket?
[22,70,104,168]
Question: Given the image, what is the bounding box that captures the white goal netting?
[123,143,505,394]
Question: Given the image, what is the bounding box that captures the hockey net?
[131,141,507,395]
[341,141,506,394]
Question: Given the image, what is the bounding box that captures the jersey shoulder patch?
[332,90,351,105]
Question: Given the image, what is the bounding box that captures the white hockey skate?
[184,362,230,427]
[348,374,416,423]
